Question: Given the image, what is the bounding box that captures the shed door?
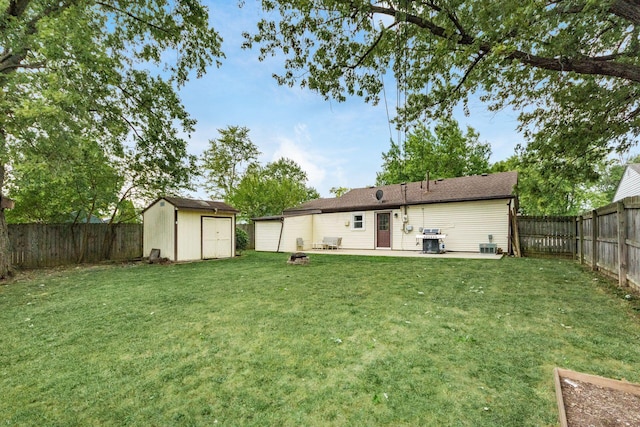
[202,217,232,259]
[376,212,391,248]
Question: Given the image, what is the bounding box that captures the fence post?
[578,215,584,265]
[591,209,598,271]
[571,216,577,260]
[617,201,628,287]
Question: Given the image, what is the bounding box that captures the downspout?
[403,183,408,216]
[276,216,284,253]
[507,199,513,256]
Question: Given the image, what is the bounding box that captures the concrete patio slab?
[302,249,504,260]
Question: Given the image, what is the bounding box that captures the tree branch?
[610,0,640,25]
[95,1,173,35]
[6,0,31,18]
[453,50,488,94]
[345,24,394,70]
[508,50,640,82]
[368,1,640,83]
[0,56,44,73]
[1,1,77,75]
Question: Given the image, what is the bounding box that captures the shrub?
[235,227,249,254]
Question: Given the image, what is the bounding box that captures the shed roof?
[284,171,518,215]
[145,196,239,214]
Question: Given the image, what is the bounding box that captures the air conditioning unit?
[479,243,497,254]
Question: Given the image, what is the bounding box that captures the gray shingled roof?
[283,171,517,215]
[629,164,640,174]
[159,196,239,213]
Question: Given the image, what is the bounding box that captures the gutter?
[313,195,517,214]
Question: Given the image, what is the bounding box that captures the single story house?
[254,171,518,254]
[143,196,239,261]
[613,164,640,202]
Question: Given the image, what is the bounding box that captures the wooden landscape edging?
[554,367,640,427]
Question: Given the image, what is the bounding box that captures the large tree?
[0,0,223,278]
[7,139,120,224]
[490,153,640,215]
[201,125,261,200]
[376,118,490,185]
[228,158,320,220]
[244,0,640,197]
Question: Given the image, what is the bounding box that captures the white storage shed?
[143,197,238,261]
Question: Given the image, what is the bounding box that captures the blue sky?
[180,1,524,199]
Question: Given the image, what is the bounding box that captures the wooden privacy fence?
[518,216,576,258]
[518,196,639,290]
[8,223,143,269]
[576,196,640,290]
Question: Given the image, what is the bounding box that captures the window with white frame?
[351,212,365,230]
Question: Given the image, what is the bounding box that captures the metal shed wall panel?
[255,220,283,252]
[143,200,175,260]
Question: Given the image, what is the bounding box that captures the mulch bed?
[555,368,640,427]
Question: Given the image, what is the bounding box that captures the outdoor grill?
[415,228,447,254]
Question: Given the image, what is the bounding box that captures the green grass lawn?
[1,252,639,426]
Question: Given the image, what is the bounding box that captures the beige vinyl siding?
[312,211,375,249]
[143,199,175,260]
[280,215,313,251]
[613,167,640,202]
[255,220,283,252]
[393,199,511,252]
[391,208,416,251]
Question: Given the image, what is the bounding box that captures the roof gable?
[145,197,239,214]
[285,171,518,214]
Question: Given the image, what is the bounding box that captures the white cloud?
[271,124,327,191]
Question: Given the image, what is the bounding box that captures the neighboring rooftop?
[284,171,518,215]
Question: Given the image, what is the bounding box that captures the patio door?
[376,212,391,248]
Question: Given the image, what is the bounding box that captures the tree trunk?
[101,223,116,260]
[0,163,13,279]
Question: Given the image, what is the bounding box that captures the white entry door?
[202,217,232,259]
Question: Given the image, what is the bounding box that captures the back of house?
[254,171,518,254]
